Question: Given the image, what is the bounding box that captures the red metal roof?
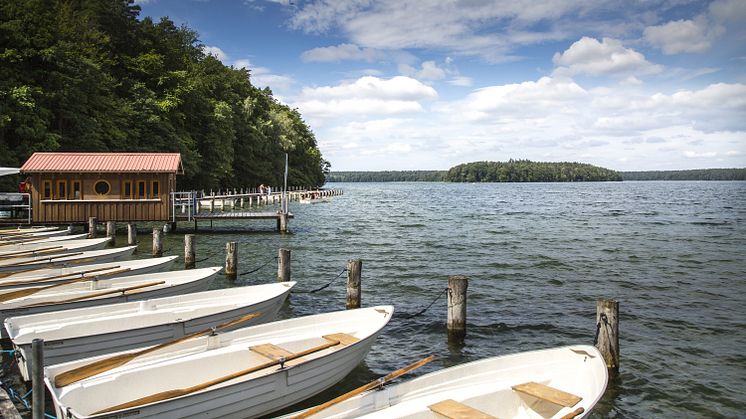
[20,153,183,174]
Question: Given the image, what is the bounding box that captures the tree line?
[621,169,746,181]
[327,171,446,182]
[0,0,328,191]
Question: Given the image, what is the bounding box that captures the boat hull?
[0,256,177,290]
[45,306,394,419]
[0,237,111,254]
[295,345,608,419]
[0,245,136,272]
[10,282,294,381]
[0,266,218,339]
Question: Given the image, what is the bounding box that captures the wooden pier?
[170,188,342,232]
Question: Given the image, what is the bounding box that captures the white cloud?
[684,150,718,158]
[203,45,228,62]
[553,37,663,77]
[232,58,295,90]
[643,19,711,54]
[709,0,746,23]
[399,61,447,81]
[448,76,473,87]
[293,76,437,119]
[301,43,386,62]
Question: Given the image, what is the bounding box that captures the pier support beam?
[225,241,237,279]
[31,338,44,419]
[127,223,136,245]
[278,248,291,282]
[152,227,163,257]
[106,221,116,245]
[184,234,195,269]
[595,298,620,373]
[447,275,468,343]
[88,217,97,238]
[346,259,362,309]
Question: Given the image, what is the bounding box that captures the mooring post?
[184,234,195,269]
[447,275,468,343]
[346,259,362,309]
[105,221,116,245]
[127,223,137,245]
[279,211,289,233]
[152,227,163,257]
[31,338,44,419]
[278,248,291,282]
[595,298,620,373]
[66,225,73,235]
[88,216,97,238]
[225,241,237,279]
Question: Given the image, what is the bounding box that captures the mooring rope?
[291,267,347,294]
[194,249,222,264]
[240,256,278,276]
[401,287,449,319]
[593,313,608,346]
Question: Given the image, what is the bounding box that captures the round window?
[94,180,110,195]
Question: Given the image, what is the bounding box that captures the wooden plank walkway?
[186,212,294,220]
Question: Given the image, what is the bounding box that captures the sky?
[136,0,746,172]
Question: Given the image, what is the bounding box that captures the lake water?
[6,181,744,418]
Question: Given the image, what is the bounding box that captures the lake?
[9,181,745,418]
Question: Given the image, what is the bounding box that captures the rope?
[240,256,278,276]
[194,249,222,264]
[402,287,449,319]
[592,313,605,345]
[291,267,347,294]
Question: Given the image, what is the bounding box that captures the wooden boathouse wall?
[20,153,182,224]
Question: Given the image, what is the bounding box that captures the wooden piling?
[88,216,97,238]
[225,241,237,279]
[447,275,468,342]
[152,227,163,257]
[278,211,289,232]
[106,221,116,245]
[278,248,290,282]
[184,234,195,269]
[127,223,137,245]
[346,259,362,309]
[31,338,44,419]
[595,298,619,372]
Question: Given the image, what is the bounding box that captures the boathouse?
[20,152,183,224]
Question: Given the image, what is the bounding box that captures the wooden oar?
[560,407,585,419]
[94,339,341,414]
[0,265,119,287]
[18,280,166,308]
[291,354,436,419]
[0,267,130,302]
[54,311,263,387]
[0,236,48,246]
[0,246,63,259]
[1,252,84,268]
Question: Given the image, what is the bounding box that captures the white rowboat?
[0,229,75,241]
[0,245,136,272]
[0,267,220,339]
[0,237,111,254]
[293,345,608,419]
[0,256,178,290]
[0,233,89,245]
[0,227,59,236]
[45,305,394,419]
[7,281,295,381]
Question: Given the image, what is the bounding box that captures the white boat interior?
[46,306,394,418]
[301,345,608,419]
[0,237,111,254]
[0,246,136,271]
[7,282,296,344]
[0,256,178,289]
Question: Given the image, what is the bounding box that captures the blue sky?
[137,0,746,171]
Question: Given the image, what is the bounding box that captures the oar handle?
[54,311,262,387]
[560,407,585,419]
[291,354,435,419]
[95,339,342,414]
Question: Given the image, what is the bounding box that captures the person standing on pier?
[259,184,265,195]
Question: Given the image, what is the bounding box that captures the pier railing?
[0,193,31,225]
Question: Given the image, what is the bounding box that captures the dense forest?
[0,0,328,191]
[445,160,622,182]
[622,168,746,181]
[327,171,446,182]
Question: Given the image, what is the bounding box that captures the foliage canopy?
[0,0,328,190]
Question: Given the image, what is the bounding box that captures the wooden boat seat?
[511,381,582,407]
[428,399,496,419]
[250,343,294,360]
[322,333,359,346]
